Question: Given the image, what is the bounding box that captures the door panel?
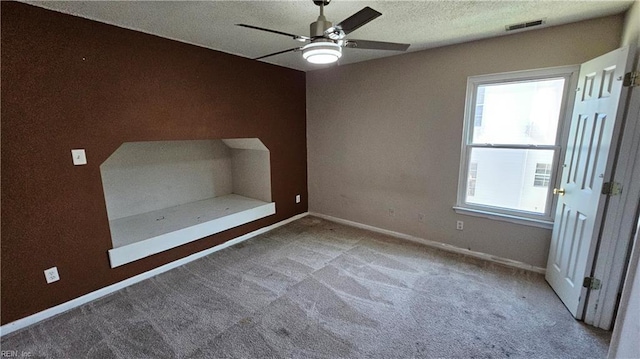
[546,47,631,318]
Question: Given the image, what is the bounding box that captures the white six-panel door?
[546,47,631,318]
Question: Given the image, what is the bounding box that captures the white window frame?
[454,66,579,229]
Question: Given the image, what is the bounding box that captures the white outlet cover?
[295,195,301,203]
[71,149,87,165]
[44,267,60,283]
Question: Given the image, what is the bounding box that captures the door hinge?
[602,181,623,196]
[583,277,602,290]
[623,71,640,87]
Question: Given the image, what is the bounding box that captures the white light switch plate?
[71,149,87,165]
[295,195,301,203]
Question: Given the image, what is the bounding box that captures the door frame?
[584,46,640,330]
[546,46,634,318]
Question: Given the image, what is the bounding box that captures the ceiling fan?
[237,0,410,65]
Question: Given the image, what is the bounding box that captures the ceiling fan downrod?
[310,1,333,38]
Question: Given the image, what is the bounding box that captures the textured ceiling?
[25,1,633,72]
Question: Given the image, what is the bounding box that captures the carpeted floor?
[1,216,610,358]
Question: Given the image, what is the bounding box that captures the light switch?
[71,149,87,165]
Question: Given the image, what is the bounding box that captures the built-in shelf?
[108,194,275,267]
[100,138,274,268]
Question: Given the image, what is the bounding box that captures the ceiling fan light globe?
[302,42,342,64]
[305,51,341,64]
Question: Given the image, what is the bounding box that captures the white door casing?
[546,46,632,319]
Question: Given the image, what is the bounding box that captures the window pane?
[466,148,554,214]
[472,78,565,145]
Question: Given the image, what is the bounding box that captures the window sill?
[452,206,554,229]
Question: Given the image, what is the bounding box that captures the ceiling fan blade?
[237,24,309,42]
[334,7,382,35]
[254,47,301,60]
[345,39,410,51]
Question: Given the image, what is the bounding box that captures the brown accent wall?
[1,2,307,325]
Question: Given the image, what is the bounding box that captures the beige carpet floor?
[1,216,610,358]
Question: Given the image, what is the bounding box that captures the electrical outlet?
[418,213,426,222]
[388,208,395,216]
[295,194,301,204]
[44,267,60,284]
[456,220,464,231]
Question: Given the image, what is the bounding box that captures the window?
[534,163,552,187]
[455,66,577,227]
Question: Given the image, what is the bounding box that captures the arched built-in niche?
[100,138,274,267]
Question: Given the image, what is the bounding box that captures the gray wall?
[307,15,624,268]
[621,0,639,47]
[101,140,233,220]
[231,149,272,203]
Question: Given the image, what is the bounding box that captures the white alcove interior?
[100,138,275,268]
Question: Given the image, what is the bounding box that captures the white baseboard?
[309,212,546,274]
[0,212,309,337]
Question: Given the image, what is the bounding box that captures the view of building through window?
[534,163,553,187]
[467,162,478,196]
[464,78,565,214]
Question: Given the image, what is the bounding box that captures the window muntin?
[457,67,576,223]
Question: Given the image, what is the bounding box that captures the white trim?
[607,212,640,358]
[108,201,276,267]
[585,45,640,330]
[456,65,579,223]
[547,46,633,321]
[453,206,553,229]
[309,212,546,274]
[0,212,309,338]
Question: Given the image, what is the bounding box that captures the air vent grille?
[505,19,545,32]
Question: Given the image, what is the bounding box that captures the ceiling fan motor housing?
[310,18,333,38]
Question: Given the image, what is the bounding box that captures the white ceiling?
[25,1,633,72]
